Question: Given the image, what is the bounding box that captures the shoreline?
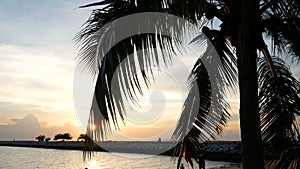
[0,140,86,151]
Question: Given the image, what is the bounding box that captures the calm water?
[0,146,235,169]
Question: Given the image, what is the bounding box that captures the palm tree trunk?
[237,0,264,169]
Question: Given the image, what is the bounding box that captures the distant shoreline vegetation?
[0,140,242,162]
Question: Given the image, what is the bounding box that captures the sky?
[0,0,92,140]
[2,0,297,142]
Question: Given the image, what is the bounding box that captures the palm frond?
[172,30,236,168]
[79,0,114,9]
[171,58,211,169]
[74,0,213,74]
[190,27,238,88]
[89,34,177,141]
[74,1,137,74]
[167,0,213,23]
[261,0,300,62]
[258,57,300,169]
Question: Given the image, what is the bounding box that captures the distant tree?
[35,135,45,142]
[77,133,87,141]
[53,134,63,141]
[45,137,51,142]
[54,133,72,141]
[62,133,72,141]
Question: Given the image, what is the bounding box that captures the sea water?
[0,146,235,169]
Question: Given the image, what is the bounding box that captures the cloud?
[0,44,75,110]
[0,113,83,141]
[0,101,81,128]
[0,113,42,140]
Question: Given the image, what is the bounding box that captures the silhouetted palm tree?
[75,0,300,169]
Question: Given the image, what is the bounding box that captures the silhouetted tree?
[54,133,72,141]
[53,134,62,141]
[77,133,87,141]
[45,137,51,142]
[62,133,72,141]
[35,135,45,142]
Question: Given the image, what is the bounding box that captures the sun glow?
[87,159,101,169]
[91,124,96,131]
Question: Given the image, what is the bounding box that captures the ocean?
[0,146,235,169]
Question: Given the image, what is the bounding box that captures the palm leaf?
[258,57,300,169]
[167,0,213,23]
[172,29,236,168]
[261,0,300,62]
[171,58,212,169]
[79,0,115,9]
[74,1,137,74]
[89,34,178,141]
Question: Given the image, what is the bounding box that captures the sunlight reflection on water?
[0,146,235,169]
[87,159,101,169]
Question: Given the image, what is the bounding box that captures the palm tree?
[74,0,300,169]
